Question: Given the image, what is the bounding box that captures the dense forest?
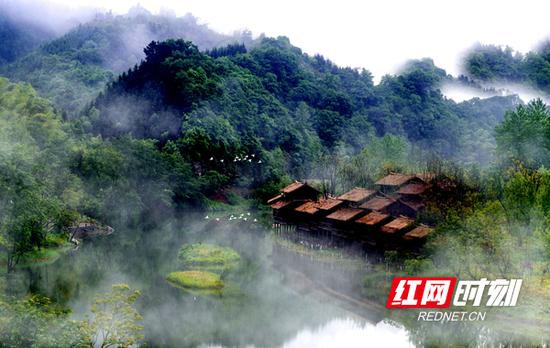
[464,42,550,95]
[0,7,253,114]
[0,12,54,65]
[88,37,519,176]
[1,4,550,347]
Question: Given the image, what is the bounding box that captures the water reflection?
[281,318,413,348]
[21,217,547,347]
[201,318,413,348]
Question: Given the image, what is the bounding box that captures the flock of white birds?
[204,212,258,223]
[208,153,262,164]
[202,153,264,222]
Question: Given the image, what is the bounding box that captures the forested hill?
[464,43,550,95]
[0,8,538,280]
[0,6,522,175]
[0,8,252,114]
[86,37,519,171]
[0,11,55,65]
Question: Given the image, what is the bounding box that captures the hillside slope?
[1,8,251,115]
[86,37,519,170]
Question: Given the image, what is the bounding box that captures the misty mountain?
[0,7,252,114]
[0,5,522,172]
[463,43,550,96]
[85,37,519,170]
[0,11,55,65]
[0,0,103,65]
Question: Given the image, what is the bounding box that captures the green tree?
[496,99,550,166]
[0,184,62,273]
[0,294,90,347]
[89,284,144,348]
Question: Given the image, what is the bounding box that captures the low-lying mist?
[27,212,385,347]
[442,80,549,104]
[0,0,98,35]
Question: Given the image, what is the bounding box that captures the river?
[15,215,545,347]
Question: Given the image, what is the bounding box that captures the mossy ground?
[178,243,241,273]
[167,243,243,296]
[19,245,71,267]
[0,234,71,269]
[17,234,72,267]
[166,271,225,296]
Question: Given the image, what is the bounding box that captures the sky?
[47,0,550,82]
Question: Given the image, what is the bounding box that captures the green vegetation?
[177,243,241,272]
[0,76,209,274]
[0,11,54,65]
[91,39,517,162]
[344,101,550,336]
[166,271,224,294]
[464,43,550,95]
[0,77,77,273]
[89,284,144,348]
[18,246,69,266]
[0,294,89,347]
[1,5,550,345]
[1,10,251,114]
[17,233,72,266]
[168,244,240,295]
[0,284,142,348]
[495,99,550,167]
[76,37,518,206]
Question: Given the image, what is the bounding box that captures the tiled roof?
[403,225,433,240]
[317,198,344,211]
[360,197,395,211]
[326,208,365,222]
[295,201,319,214]
[380,216,414,234]
[294,198,344,215]
[375,173,415,186]
[355,211,391,226]
[282,181,306,194]
[338,188,376,203]
[397,183,431,195]
[270,200,295,210]
[267,193,283,205]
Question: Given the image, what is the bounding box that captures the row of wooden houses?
[268,173,434,248]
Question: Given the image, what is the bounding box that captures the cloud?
[45,0,550,82]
